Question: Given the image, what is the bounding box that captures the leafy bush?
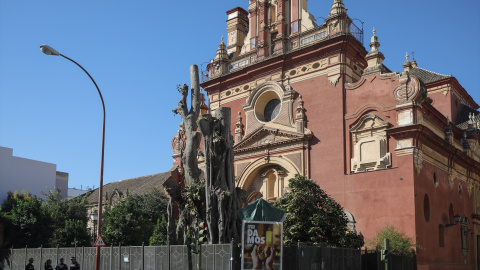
[367,225,417,256]
[274,175,363,248]
[102,188,168,246]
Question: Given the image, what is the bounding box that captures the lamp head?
[40,45,60,56]
[90,209,98,221]
[454,214,461,223]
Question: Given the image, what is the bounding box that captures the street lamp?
[445,214,463,227]
[40,44,106,270]
[90,209,98,244]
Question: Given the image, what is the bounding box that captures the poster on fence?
[241,220,283,270]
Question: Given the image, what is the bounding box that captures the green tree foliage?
[43,189,90,247]
[1,189,91,248]
[102,188,168,246]
[55,220,91,247]
[273,175,364,248]
[367,225,417,256]
[149,215,168,245]
[1,191,52,248]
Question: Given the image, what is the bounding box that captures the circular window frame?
[254,90,282,123]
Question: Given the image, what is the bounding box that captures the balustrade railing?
[201,20,364,83]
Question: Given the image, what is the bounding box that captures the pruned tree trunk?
[199,108,240,243]
[167,65,240,245]
[175,65,201,186]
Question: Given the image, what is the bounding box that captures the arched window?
[424,194,430,222]
[343,210,356,233]
[438,224,445,247]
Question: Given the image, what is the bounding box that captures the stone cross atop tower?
[403,52,412,73]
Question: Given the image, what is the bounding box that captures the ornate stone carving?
[296,95,305,133]
[329,74,341,87]
[467,179,473,197]
[392,73,427,105]
[235,111,244,144]
[234,127,309,154]
[413,149,423,175]
[171,127,186,156]
[242,81,306,137]
[448,172,455,190]
[351,113,391,172]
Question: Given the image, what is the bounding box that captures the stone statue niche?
[165,65,241,245]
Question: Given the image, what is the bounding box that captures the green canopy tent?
[237,198,285,222]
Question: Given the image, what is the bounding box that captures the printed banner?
[241,221,283,270]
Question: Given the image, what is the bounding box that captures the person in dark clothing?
[25,258,35,270]
[44,259,53,270]
[69,257,80,270]
[55,258,67,270]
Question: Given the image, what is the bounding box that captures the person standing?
[25,258,35,270]
[44,259,53,270]
[69,257,80,270]
[55,258,67,270]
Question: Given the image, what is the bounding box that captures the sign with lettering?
[241,221,283,270]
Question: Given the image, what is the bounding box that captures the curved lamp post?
[40,44,105,270]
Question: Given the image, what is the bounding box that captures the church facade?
[198,0,480,269]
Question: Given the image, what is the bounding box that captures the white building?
[68,187,91,200]
[0,146,68,203]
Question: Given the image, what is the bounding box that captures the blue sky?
[1,0,479,191]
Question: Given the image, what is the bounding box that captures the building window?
[439,224,445,247]
[270,5,277,24]
[251,38,256,48]
[424,194,430,222]
[433,172,438,187]
[293,21,298,32]
[254,90,282,123]
[264,99,281,122]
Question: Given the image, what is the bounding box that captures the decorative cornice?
[234,126,311,154]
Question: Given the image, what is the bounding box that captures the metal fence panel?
[13,249,25,270]
[4,244,403,270]
[213,244,231,270]
[282,246,297,270]
[361,251,415,270]
[0,249,11,270]
[154,246,169,270]
[41,248,56,266]
[199,244,231,270]
[120,246,130,270]
[129,246,142,270]
[83,247,96,269]
[169,245,189,270]
[143,246,155,270]
[100,246,111,270]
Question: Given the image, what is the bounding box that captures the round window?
[254,90,282,123]
[264,99,281,122]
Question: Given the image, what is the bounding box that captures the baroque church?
[82,0,480,268]
[190,0,480,268]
